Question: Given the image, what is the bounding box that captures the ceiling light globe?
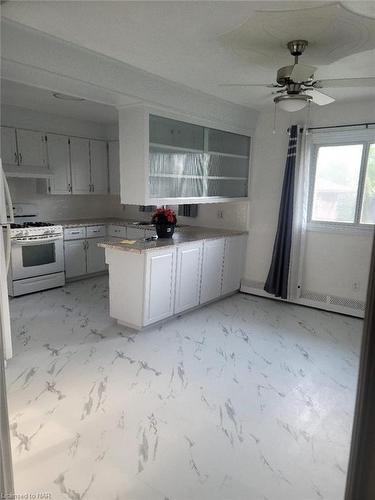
[274,94,311,112]
[278,99,307,112]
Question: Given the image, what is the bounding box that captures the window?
[361,143,375,224]
[310,138,375,226]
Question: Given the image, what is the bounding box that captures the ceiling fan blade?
[219,83,280,88]
[314,77,375,88]
[306,89,335,106]
[289,64,317,82]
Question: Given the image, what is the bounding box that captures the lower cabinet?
[64,240,87,279]
[108,224,127,238]
[103,233,247,329]
[64,226,107,279]
[86,238,107,274]
[200,238,225,304]
[175,242,203,314]
[143,248,176,325]
[222,235,246,295]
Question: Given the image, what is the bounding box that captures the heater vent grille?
[301,290,365,311]
[300,291,327,303]
[329,295,365,311]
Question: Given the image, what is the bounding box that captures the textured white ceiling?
[219,3,375,66]
[2,1,375,109]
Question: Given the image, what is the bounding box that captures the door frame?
[345,232,375,499]
[0,341,14,496]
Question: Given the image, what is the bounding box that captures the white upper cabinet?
[16,129,47,168]
[174,242,203,314]
[1,127,18,165]
[70,137,91,194]
[46,134,71,195]
[1,127,47,170]
[90,140,108,194]
[118,106,251,205]
[108,140,120,195]
[149,114,204,150]
[200,238,225,304]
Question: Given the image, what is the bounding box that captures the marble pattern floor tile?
[6,276,362,500]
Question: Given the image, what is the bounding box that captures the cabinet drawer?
[108,225,127,238]
[86,225,106,238]
[64,227,86,240]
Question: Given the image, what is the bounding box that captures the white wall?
[244,98,374,307]
[7,178,118,221]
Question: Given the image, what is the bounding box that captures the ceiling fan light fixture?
[274,94,312,112]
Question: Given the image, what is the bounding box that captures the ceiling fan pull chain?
[304,101,311,135]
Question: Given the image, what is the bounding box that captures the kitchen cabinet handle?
[71,231,80,235]
[19,153,22,164]
[14,152,18,164]
[92,184,95,193]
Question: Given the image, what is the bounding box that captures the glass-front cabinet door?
[149,115,250,201]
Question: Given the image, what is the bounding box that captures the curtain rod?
[308,122,375,131]
[287,122,375,134]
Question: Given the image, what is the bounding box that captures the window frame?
[308,129,375,232]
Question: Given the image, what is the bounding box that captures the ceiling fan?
[221,40,375,112]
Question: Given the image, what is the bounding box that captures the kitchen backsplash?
[8,177,249,230]
[7,178,119,221]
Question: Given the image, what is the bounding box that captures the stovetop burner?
[10,222,55,229]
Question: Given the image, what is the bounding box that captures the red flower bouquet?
[151,208,177,225]
[151,208,177,238]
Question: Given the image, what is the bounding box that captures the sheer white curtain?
[288,127,312,300]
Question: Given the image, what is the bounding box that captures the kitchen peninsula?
[99,227,247,330]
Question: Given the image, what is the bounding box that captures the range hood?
[3,164,53,179]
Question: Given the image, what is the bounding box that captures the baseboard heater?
[241,279,365,319]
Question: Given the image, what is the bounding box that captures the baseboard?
[66,271,108,283]
[240,279,365,319]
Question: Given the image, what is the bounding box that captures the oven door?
[11,236,64,280]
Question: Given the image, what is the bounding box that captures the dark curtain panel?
[264,124,298,299]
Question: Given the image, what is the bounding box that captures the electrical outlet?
[217,209,224,219]
[352,281,360,291]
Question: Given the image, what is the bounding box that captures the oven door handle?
[12,236,63,246]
